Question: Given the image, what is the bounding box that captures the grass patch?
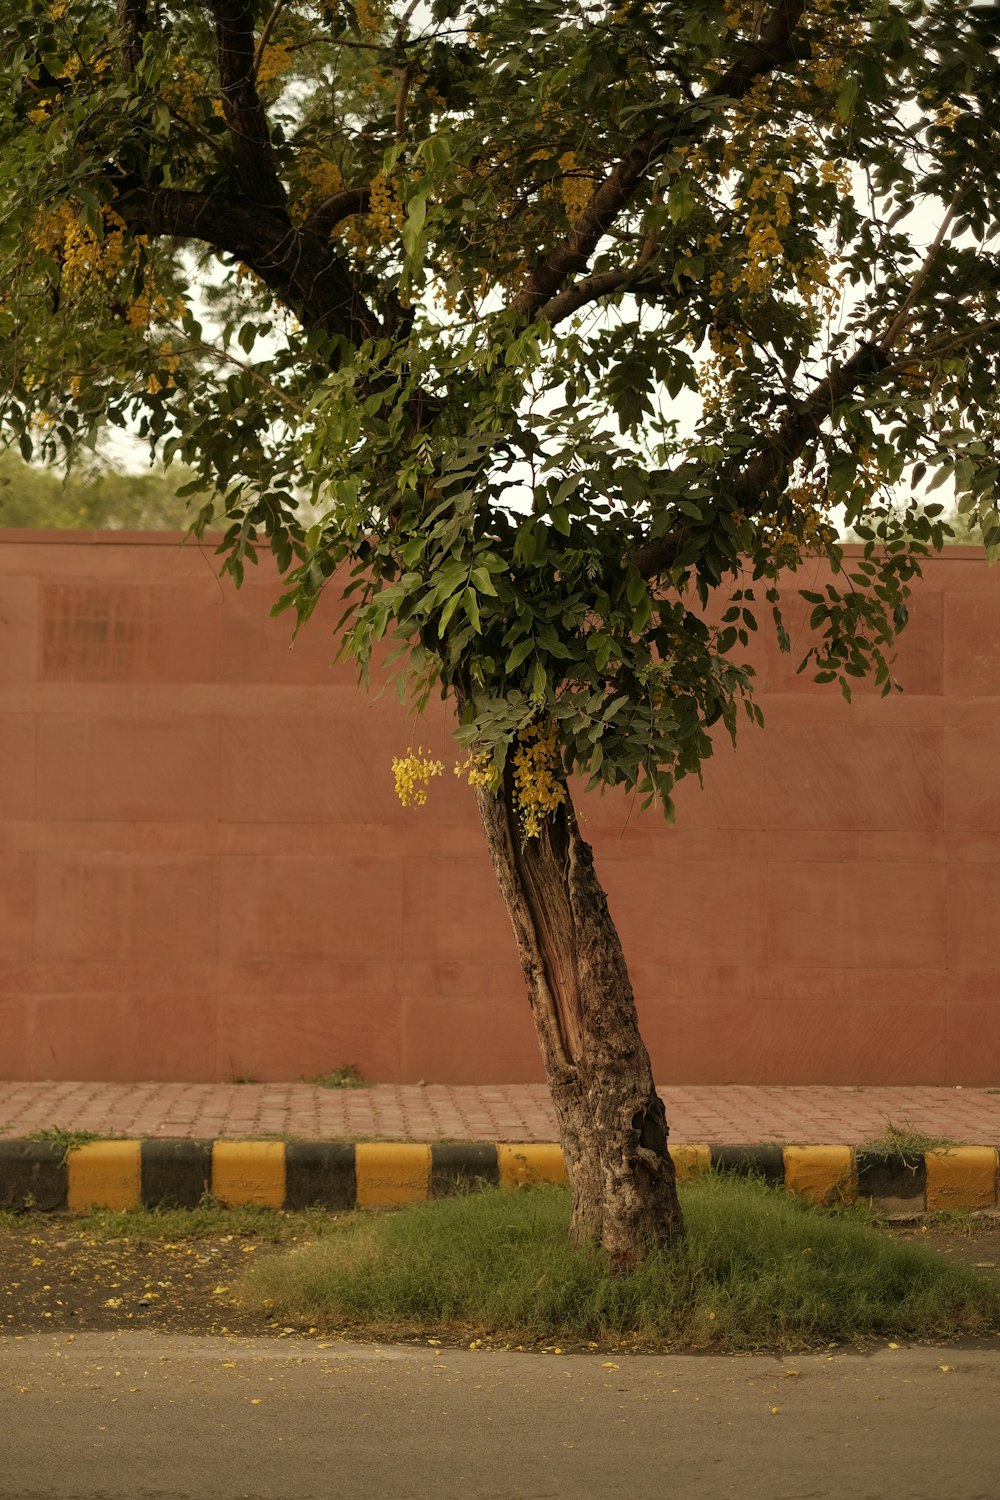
[71,1203,346,1243]
[857,1119,958,1155]
[237,1176,1000,1352]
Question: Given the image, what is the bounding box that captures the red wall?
[0,531,997,1085]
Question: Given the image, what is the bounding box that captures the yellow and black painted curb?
[0,1139,997,1215]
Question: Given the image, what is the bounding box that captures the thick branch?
[207,0,287,210]
[539,267,656,331]
[302,186,371,241]
[117,186,380,344]
[512,1,807,321]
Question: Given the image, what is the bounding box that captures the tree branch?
[116,185,380,345]
[302,186,371,241]
[632,340,890,579]
[206,0,287,210]
[251,0,289,80]
[544,264,658,328]
[512,1,808,322]
[877,177,974,354]
[116,0,149,73]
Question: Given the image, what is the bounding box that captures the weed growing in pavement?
[304,1066,368,1089]
[857,1120,959,1156]
[26,1127,111,1160]
[236,1174,1000,1352]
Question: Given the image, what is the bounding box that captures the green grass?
[856,1119,958,1155]
[70,1202,347,1242]
[236,1175,1000,1352]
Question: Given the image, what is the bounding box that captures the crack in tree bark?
[471,764,684,1261]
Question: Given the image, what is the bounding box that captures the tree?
[3,0,1000,1266]
[0,451,204,528]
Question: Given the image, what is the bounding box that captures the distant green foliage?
[0,451,202,530]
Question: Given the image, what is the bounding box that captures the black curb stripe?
[856,1150,927,1209]
[284,1141,357,1210]
[430,1143,500,1195]
[0,1140,68,1211]
[709,1144,785,1184]
[140,1140,213,1209]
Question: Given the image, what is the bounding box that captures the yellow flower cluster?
[511,721,566,840]
[162,57,213,126]
[755,477,839,566]
[454,751,493,789]
[126,287,174,331]
[557,152,595,222]
[808,0,865,96]
[257,41,293,87]
[729,164,795,294]
[296,153,346,223]
[368,171,404,244]
[392,747,444,808]
[30,203,145,300]
[356,0,384,37]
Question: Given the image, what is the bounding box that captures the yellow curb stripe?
[497,1143,567,1189]
[925,1147,999,1213]
[783,1146,856,1206]
[67,1140,141,1212]
[211,1142,286,1208]
[669,1144,712,1180]
[355,1143,431,1207]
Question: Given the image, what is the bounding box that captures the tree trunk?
[473,768,684,1267]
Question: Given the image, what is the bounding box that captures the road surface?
[2,1332,999,1499]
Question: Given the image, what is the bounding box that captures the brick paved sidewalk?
[2,1081,1000,1144]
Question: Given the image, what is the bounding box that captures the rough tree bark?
[473,764,684,1267]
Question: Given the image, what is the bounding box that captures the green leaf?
[470,566,498,596]
[463,587,481,633]
[505,639,534,673]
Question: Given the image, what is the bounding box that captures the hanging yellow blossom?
[368,171,404,243]
[511,721,566,839]
[392,747,444,808]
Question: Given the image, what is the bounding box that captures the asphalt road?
[2,1332,1000,1500]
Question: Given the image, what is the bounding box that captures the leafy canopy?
[2,0,999,820]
